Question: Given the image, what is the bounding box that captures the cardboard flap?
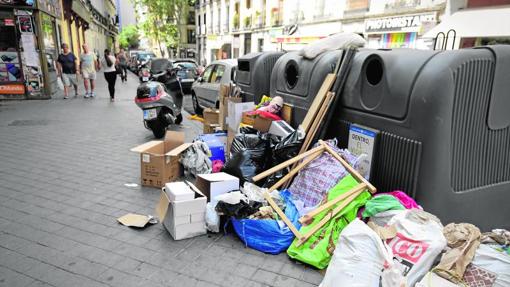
[166,143,192,157]
[185,181,206,198]
[155,189,170,221]
[130,141,163,153]
[164,131,185,152]
[117,213,151,228]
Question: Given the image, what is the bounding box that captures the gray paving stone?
[0,73,317,287]
[0,266,35,287]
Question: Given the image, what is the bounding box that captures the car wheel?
[192,92,203,116]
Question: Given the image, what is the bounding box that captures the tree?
[134,0,193,56]
[118,25,140,49]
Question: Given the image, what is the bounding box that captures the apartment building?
[196,0,453,64]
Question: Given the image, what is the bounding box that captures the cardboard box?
[269,120,295,138]
[241,111,255,126]
[131,131,192,188]
[164,182,195,202]
[282,103,293,124]
[252,115,274,133]
[219,85,242,130]
[195,172,239,204]
[203,108,220,125]
[155,182,207,240]
[203,123,220,134]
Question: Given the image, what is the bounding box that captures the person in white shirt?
[102,49,118,101]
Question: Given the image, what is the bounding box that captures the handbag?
[115,64,122,75]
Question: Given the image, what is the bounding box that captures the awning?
[423,7,510,38]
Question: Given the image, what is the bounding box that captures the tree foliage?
[134,0,192,56]
[118,25,140,49]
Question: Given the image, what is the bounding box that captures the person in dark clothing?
[116,48,128,82]
[56,43,79,99]
[101,49,118,101]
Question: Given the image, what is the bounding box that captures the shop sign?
[0,84,26,95]
[17,15,34,34]
[365,13,436,34]
[4,19,15,26]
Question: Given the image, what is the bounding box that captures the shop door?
[40,12,58,96]
[0,10,25,99]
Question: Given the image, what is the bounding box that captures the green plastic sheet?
[287,175,371,269]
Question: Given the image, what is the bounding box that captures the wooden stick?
[298,182,367,224]
[296,188,364,246]
[301,74,336,133]
[319,140,377,194]
[263,191,303,240]
[252,145,324,182]
[268,149,324,192]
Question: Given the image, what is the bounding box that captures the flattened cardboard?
[227,102,254,131]
[117,213,151,228]
[282,103,293,124]
[195,172,240,204]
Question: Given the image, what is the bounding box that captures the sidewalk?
[0,73,322,287]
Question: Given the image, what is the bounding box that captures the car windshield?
[138,53,155,61]
[150,59,171,73]
[177,68,197,79]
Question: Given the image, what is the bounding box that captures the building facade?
[196,0,450,64]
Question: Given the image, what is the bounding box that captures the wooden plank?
[300,74,336,133]
[263,191,303,240]
[268,149,324,192]
[298,182,367,224]
[252,145,325,182]
[319,140,377,194]
[296,188,364,246]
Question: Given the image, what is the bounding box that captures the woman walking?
[102,49,118,101]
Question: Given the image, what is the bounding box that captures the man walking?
[117,48,128,82]
[56,43,78,99]
[80,43,99,98]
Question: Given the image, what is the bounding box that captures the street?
[0,73,322,287]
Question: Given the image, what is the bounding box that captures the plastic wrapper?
[180,141,212,176]
[206,202,220,233]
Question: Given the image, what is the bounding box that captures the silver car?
[191,59,237,115]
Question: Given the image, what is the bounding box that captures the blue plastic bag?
[231,190,301,254]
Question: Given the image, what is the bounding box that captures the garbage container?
[269,50,342,127]
[237,51,284,103]
[326,46,510,230]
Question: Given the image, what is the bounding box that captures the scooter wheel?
[147,120,166,138]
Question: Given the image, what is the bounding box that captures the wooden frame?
[254,140,376,246]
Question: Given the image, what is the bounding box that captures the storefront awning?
[423,7,510,38]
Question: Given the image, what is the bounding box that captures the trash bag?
[320,218,393,287]
[222,132,269,185]
[263,131,303,188]
[231,190,301,255]
[216,200,262,219]
[206,202,220,233]
[287,175,371,269]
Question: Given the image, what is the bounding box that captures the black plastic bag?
[222,132,270,185]
[215,200,262,219]
[263,131,303,188]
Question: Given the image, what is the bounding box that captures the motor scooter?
[134,63,183,138]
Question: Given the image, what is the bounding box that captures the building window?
[244,33,251,54]
[187,29,196,44]
[188,10,195,25]
[246,0,251,9]
[258,38,263,52]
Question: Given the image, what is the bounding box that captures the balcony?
[253,12,265,28]
[270,8,282,26]
[243,16,251,29]
[233,13,240,31]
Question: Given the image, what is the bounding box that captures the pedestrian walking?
[117,48,128,82]
[102,49,118,102]
[80,43,99,98]
[56,43,79,99]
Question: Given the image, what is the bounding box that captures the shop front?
[0,0,61,100]
[364,12,437,50]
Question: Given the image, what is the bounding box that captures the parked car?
[129,52,156,73]
[191,59,237,115]
[171,59,199,94]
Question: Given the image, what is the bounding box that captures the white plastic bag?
[214,191,247,205]
[320,218,393,287]
[205,202,220,233]
[465,244,510,287]
[386,209,447,286]
[299,32,366,60]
